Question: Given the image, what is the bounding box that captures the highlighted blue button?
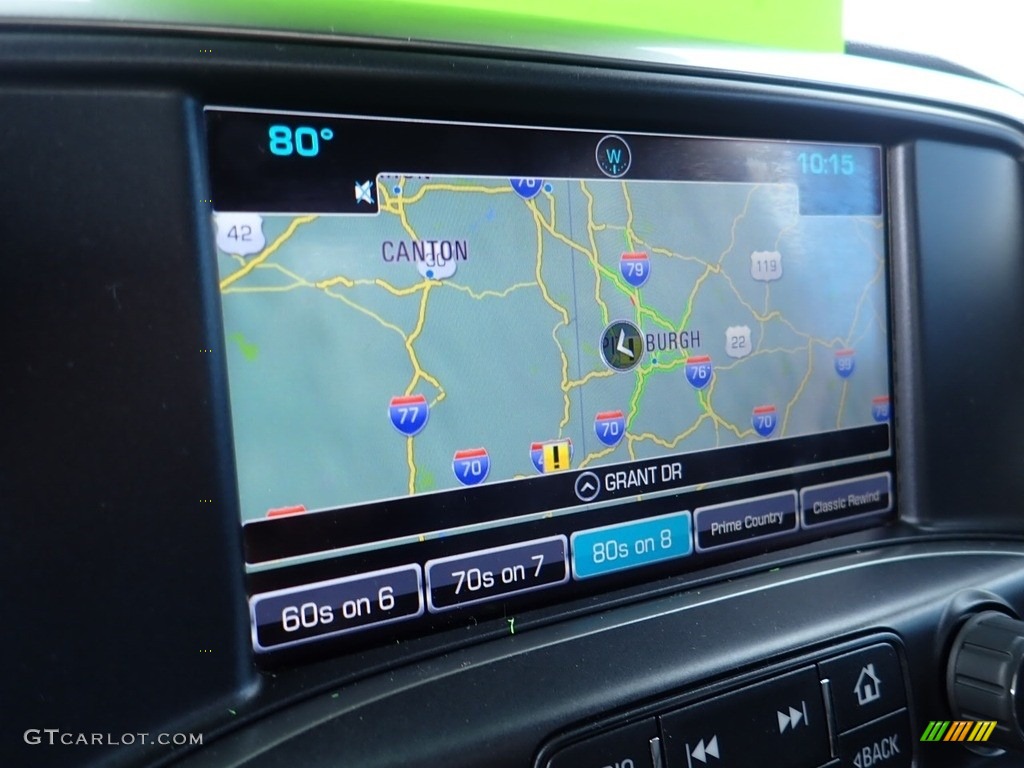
[571,511,692,580]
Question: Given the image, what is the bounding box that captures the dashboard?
[4,21,1024,768]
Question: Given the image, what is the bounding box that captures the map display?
[215,174,889,524]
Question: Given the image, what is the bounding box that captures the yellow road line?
[219,215,316,290]
[782,339,815,435]
[404,282,443,395]
[836,380,848,430]
[406,437,416,495]
[444,281,538,300]
[395,182,512,207]
[563,369,615,391]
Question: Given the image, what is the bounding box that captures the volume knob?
[947,611,1024,751]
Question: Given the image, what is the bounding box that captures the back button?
[837,710,911,768]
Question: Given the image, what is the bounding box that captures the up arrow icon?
[777,701,809,733]
[690,735,719,763]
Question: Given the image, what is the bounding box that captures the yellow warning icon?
[534,439,573,473]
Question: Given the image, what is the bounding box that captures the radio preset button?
[801,473,892,527]
[425,536,569,612]
[250,564,423,651]
[694,491,798,552]
[571,511,692,579]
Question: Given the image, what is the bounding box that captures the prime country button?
[801,473,892,527]
[571,511,692,580]
[695,491,798,552]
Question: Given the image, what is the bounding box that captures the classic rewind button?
[801,473,892,528]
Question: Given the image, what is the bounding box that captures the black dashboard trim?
[174,542,1024,768]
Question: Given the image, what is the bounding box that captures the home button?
[819,644,908,732]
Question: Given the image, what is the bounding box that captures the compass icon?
[596,135,632,178]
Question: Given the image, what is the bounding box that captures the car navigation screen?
[205,108,894,658]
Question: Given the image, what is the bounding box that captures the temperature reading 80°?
[268,124,335,157]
